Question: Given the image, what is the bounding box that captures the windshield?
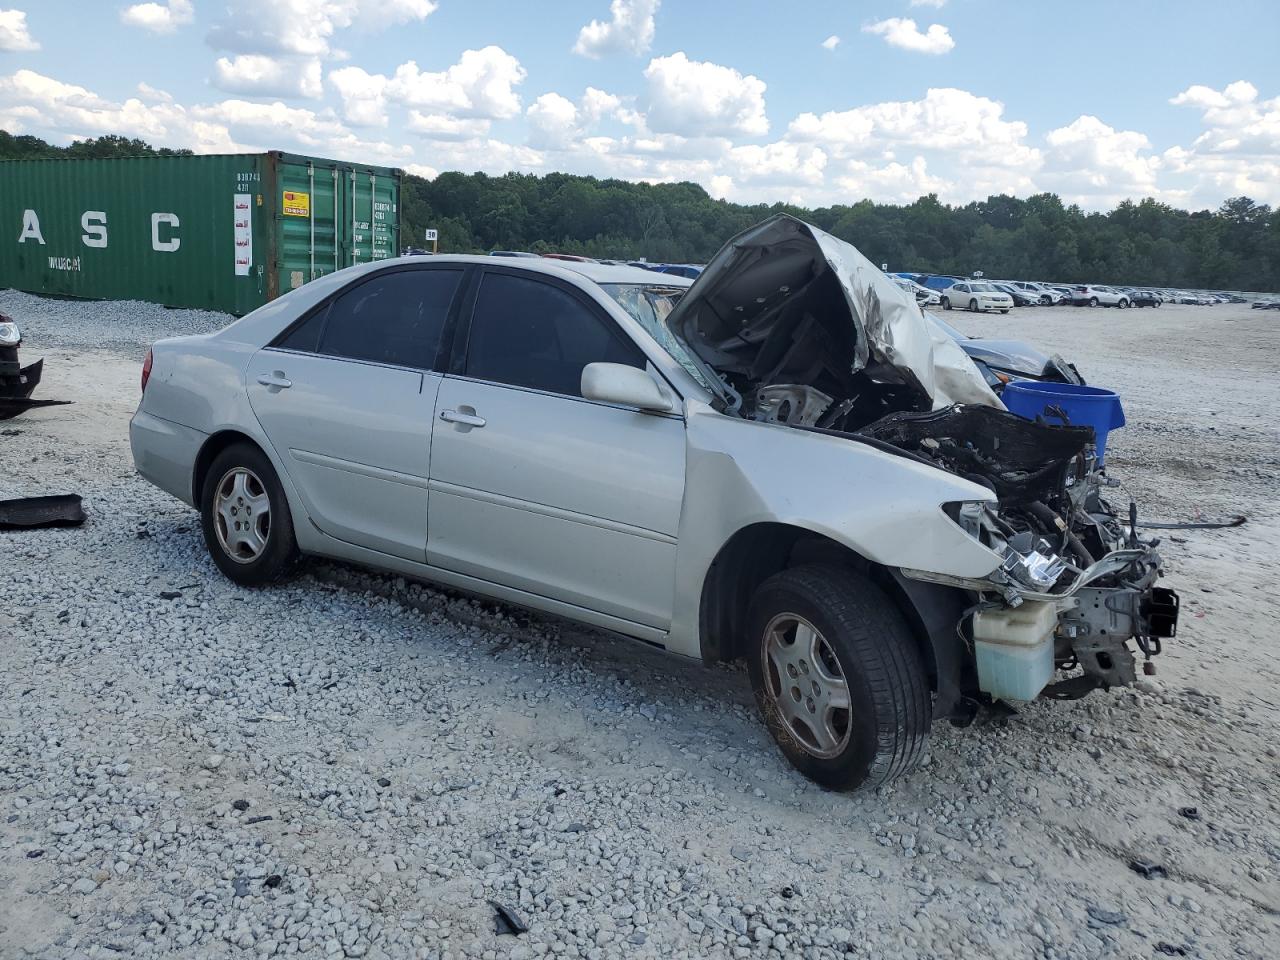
[600,283,715,390]
[970,282,997,292]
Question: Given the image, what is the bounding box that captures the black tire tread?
[747,564,931,790]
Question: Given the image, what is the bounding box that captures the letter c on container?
[82,211,108,248]
[151,212,180,253]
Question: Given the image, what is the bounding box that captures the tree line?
[5,130,1276,290]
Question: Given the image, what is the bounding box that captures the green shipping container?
[0,152,402,315]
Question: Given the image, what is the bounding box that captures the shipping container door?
[343,170,399,267]
[274,159,341,297]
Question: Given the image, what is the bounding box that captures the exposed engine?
[858,403,1179,695]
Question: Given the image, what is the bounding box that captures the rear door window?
[463,272,645,397]
[316,269,462,370]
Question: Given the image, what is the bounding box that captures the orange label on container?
[282,190,310,217]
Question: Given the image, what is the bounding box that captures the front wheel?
[941,297,952,311]
[200,442,299,586]
[1118,299,1129,309]
[1000,309,1010,314]
[969,299,979,312]
[746,565,931,791]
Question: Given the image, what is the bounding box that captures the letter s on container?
[81,211,108,248]
[151,212,180,253]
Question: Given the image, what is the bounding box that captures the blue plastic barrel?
[1001,381,1126,465]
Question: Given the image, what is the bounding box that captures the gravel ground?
[1,292,1278,960]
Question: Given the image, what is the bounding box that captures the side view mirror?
[581,362,674,413]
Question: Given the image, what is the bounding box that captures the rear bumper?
[130,410,207,507]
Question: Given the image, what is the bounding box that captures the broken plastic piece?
[0,495,85,530]
[490,900,528,936]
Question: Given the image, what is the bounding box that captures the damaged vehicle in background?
[927,312,1085,391]
[131,215,1178,792]
[0,313,65,420]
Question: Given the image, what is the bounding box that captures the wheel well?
[192,430,263,505]
[697,523,940,693]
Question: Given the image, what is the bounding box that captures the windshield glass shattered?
[600,283,715,390]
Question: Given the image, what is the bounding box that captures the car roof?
[396,253,694,288]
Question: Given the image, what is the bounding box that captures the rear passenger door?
[426,268,686,630]
[247,266,464,561]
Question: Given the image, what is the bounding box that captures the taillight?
[141,348,153,394]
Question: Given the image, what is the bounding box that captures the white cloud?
[328,65,388,126]
[120,0,193,34]
[207,0,436,58]
[0,8,38,51]
[863,18,954,55]
[527,87,622,148]
[405,110,491,141]
[789,88,1038,168]
[837,156,951,204]
[643,52,768,137]
[385,46,526,119]
[910,0,947,7]
[1042,115,1161,205]
[1166,80,1280,205]
[821,35,840,51]
[213,54,323,99]
[573,0,658,58]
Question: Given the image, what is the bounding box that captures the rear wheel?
[200,443,298,586]
[746,565,931,791]
[1089,297,1099,307]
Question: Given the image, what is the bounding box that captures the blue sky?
[2,0,1277,211]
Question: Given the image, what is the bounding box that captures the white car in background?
[1071,285,1131,308]
[940,281,1013,313]
[1007,281,1065,305]
[891,275,942,306]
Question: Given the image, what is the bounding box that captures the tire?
[941,296,951,311]
[969,299,979,312]
[1118,299,1129,309]
[1001,309,1010,314]
[1089,297,1099,307]
[746,565,931,791]
[200,442,298,586]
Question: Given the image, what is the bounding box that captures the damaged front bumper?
[867,403,1180,703]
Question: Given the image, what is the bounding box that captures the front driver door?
[247,266,464,561]
[426,269,686,630]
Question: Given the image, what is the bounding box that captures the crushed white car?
[130,213,1178,790]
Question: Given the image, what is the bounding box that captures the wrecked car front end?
[666,214,1178,711]
[0,314,64,420]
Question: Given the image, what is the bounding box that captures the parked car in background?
[649,264,704,279]
[542,253,597,263]
[992,282,1040,307]
[1007,281,1064,305]
[940,281,1013,313]
[927,312,1085,388]
[1071,285,1130,308]
[1048,285,1076,301]
[891,275,942,306]
[923,275,963,292]
[489,250,542,258]
[1128,289,1162,308]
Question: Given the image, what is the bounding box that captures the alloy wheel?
[761,613,853,759]
[213,467,271,564]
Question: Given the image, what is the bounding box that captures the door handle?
[439,409,486,428]
[257,372,292,389]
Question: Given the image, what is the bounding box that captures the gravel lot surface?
[1,291,1278,959]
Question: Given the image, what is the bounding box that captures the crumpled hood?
[664,214,1000,413]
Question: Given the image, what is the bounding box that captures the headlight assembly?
[0,321,20,346]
